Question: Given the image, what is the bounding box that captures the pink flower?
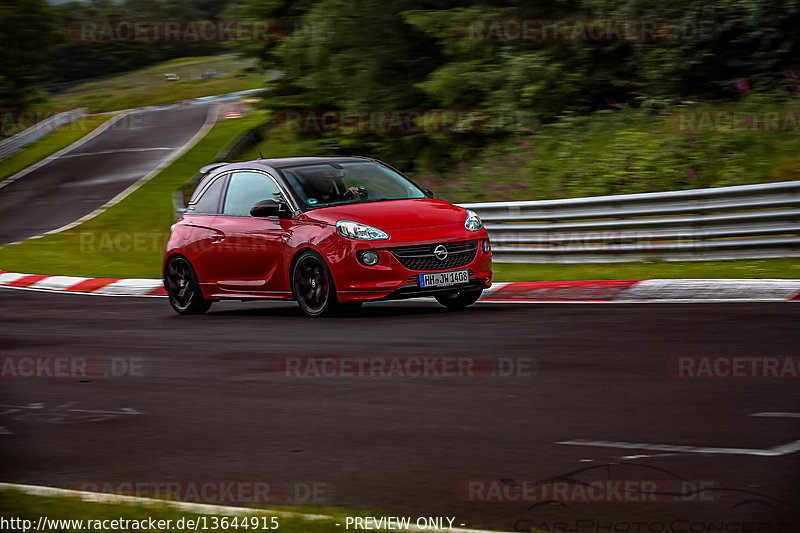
[736,79,749,92]
[685,168,696,180]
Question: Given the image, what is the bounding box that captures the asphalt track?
[1,289,798,530]
[0,104,212,245]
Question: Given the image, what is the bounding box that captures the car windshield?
[281,161,426,208]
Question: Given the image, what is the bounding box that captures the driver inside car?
[306,168,361,203]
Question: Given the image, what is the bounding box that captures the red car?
[163,157,492,316]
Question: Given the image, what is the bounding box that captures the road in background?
[1,290,798,530]
[0,104,213,245]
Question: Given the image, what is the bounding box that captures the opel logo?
[434,244,448,260]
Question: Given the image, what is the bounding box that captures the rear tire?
[292,251,338,317]
[435,288,482,310]
[164,255,212,315]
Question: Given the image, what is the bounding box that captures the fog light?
[359,250,380,266]
[482,239,491,254]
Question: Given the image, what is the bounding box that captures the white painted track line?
[558,438,800,457]
[40,105,219,238]
[0,113,131,192]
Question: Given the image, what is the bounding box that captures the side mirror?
[250,199,282,217]
[423,188,434,198]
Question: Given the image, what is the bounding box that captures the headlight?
[464,209,483,232]
[336,220,390,240]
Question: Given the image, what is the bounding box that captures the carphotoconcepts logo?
[68,20,284,42]
[459,19,676,42]
[0,110,89,136]
[272,110,492,133]
[69,481,332,504]
[457,479,719,503]
[669,109,800,133]
[514,518,793,533]
[506,464,792,532]
[0,357,145,378]
[274,356,535,378]
[666,356,800,378]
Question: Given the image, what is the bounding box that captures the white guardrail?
[0,108,88,161]
[461,181,800,263]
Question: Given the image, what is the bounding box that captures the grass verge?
[0,111,270,279]
[43,55,264,114]
[0,115,112,183]
[0,488,386,533]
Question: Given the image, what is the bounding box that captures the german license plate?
[419,269,469,288]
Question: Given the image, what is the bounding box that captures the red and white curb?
[1,271,799,301]
[483,279,800,302]
[0,271,166,297]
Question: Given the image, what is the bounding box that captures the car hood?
[296,199,467,229]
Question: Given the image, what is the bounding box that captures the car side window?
[223,171,283,217]
[188,175,226,214]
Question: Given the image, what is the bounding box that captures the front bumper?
[371,278,490,302]
[328,228,493,303]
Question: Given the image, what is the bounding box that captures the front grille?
[389,240,479,271]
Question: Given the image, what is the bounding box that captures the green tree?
[0,0,60,108]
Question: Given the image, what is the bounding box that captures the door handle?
[211,232,225,243]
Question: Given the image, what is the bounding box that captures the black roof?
[201,156,375,175]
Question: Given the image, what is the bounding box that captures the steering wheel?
[344,186,368,200]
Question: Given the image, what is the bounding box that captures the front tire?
[164,255,211,315]
[435,288,482,310]
[292,251,338,317]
